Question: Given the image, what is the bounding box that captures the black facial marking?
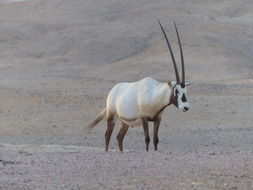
[181,93,187,103]
[174,89,180,106]
[181,83,185,88]
[175,89,179,97]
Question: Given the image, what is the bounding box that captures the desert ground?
[0,0,253,189]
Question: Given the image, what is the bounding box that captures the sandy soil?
[0,0,253,189]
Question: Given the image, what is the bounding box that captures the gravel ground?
[0,145,253,190]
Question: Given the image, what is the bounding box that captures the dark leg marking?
[117,122,129,151]
[142,118,150,151]
[153,118,161,151]
[105,117,116,151]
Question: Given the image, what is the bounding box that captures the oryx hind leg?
[142,118,150,151]
[105,114,117,151]
[117,121,129,152]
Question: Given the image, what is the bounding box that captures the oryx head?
[158,19,190,112]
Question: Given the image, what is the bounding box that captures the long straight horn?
[174,21,185,85]
[158,19,180,84]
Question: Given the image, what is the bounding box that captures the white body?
[106,77,172,126]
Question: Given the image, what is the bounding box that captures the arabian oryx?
[87,20,191,151]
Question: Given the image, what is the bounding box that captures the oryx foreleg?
[142,118,150,151]
[153,118,161,151]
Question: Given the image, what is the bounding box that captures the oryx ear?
[168,81,177,88]
[185,82,192,86]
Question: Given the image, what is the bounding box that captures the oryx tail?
[86,108,106,133]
